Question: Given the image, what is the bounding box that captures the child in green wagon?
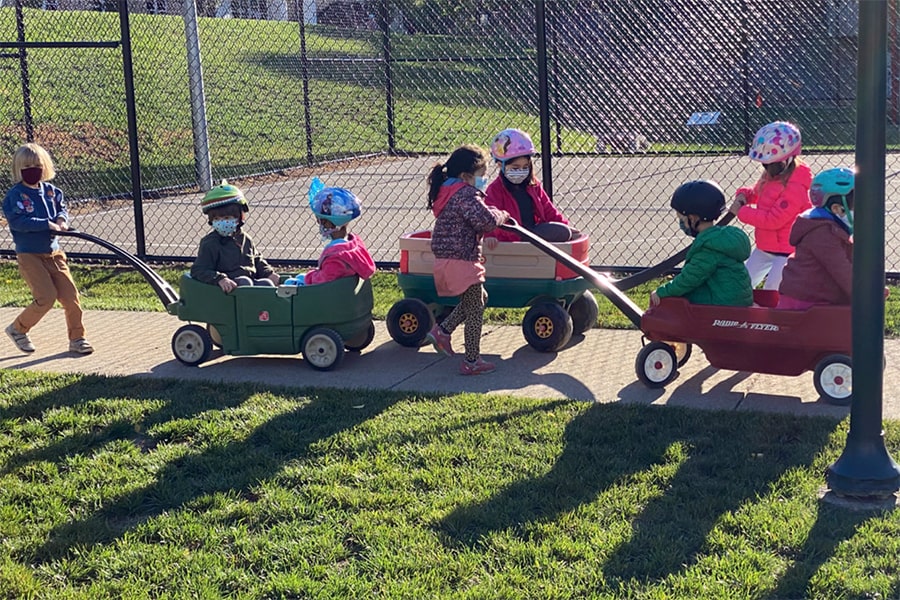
[190,181,280,292]
[651,180,753,307]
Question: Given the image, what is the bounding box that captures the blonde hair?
[11,143,56,183]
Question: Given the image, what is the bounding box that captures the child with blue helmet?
[777,167,854,309]
[283,179,375,286]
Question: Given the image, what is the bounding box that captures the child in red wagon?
[483,128,576,248]
[283,179,376,286]
[424,145,509,375]
[729,121,813,290]
[777,167,854,309]
[651,180,753,307]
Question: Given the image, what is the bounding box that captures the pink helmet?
[748,121,802,164]
[490,128,535,162]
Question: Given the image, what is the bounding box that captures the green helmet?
[200,180,249,214]
[810,167,854,209]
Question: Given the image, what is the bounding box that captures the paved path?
[2,307,899,421]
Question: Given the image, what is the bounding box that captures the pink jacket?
[483,177,567,242]
[736,163,812,254]
[304,234,376,285]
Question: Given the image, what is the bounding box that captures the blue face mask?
[212,217,239,237]
[677,216,697,238]
[475,175,489,192]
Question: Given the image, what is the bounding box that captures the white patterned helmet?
[748,121,802,164]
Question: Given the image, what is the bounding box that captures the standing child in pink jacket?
[729,121,812,290]
[284,182,376,286]
[483,128,576,247]
[424,145,509,375]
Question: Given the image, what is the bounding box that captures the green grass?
[0,370,898,599]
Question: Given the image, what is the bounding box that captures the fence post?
[298,1,314,164]
[825,0,900,501]
[183,0,213,192]
[378,0,396,155]
[739,0,751,153]
[534,0,552,199]
[118,0,145,258]
[14,0,33,142]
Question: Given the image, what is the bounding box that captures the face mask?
[764,161,787,177]
[211,217,239,237]
[319,221,339,243]
[21,167,42,185]
[504,167,530,185]
[475,175,489,192]
[840,209,854,232]
[677,216,697,238]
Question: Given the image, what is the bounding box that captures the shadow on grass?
[0,374,401,565]
[436,402,841,586]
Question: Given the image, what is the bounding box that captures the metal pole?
[826,0,900,498]
[739,0,750,153]
[183,0,213,191]
[299,1,314,164]
[378,0,395,155]
[118,0,146,258]
[535,0,552,199]
[15,0,33,142]
[546,1,563,154]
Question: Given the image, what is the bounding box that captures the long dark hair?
[427,144,488,208]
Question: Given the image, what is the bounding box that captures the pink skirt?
[433,258,485,297]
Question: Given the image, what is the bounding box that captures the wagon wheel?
[386,299,435,348]
[344,321,376,352]
[302,327,345,371]
[667,341,692,367]
[635,341,678,388]
[207,324,223,348]
[569,290,599,334]
[172,324,213,367]
[813,354,852,406]
[522,302,574,353]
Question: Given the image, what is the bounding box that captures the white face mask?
[504,167,530,185]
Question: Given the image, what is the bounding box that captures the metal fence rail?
[1,0,899,272]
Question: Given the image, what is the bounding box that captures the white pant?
[745,248,789,290]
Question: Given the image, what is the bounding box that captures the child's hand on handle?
[728,194,747,216]
[484,237,499,250]
[48,221,61,232]
[218,277,238,293]
[650,291,661,306]
[55,218,69,231]
[267,272,281,286]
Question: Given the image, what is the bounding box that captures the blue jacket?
[2,182,67,253]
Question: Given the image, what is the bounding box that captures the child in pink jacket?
[483,128,576,246]
[729,121,812,290]
[284,183,375,286]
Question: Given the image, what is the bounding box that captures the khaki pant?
[14,251,85,341]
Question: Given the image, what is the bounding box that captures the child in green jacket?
[651,180,753,307]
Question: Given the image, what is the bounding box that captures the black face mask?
[21,167,42,185]
[764,161,788,177]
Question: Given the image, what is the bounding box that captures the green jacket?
[656,226,753,306]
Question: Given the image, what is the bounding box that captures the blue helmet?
[310,186,361,226]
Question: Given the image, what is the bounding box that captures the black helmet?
[670,180,726,222]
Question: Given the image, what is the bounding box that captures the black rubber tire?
[813,354,852,406]
[302,327,345,371]
[387,299,435,348]
[522,302,574,352]
[569,291,600,334]
[635,341,678,388]
[172,324,213,366]
[344,321,376,352]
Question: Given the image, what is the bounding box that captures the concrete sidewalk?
[1,307,899,421]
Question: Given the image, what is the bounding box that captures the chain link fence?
[2,0,899,272]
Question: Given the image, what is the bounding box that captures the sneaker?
[5,324,34,353]
[425,324,454,356]
[459,358,496,376]
[68,338,94,355]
